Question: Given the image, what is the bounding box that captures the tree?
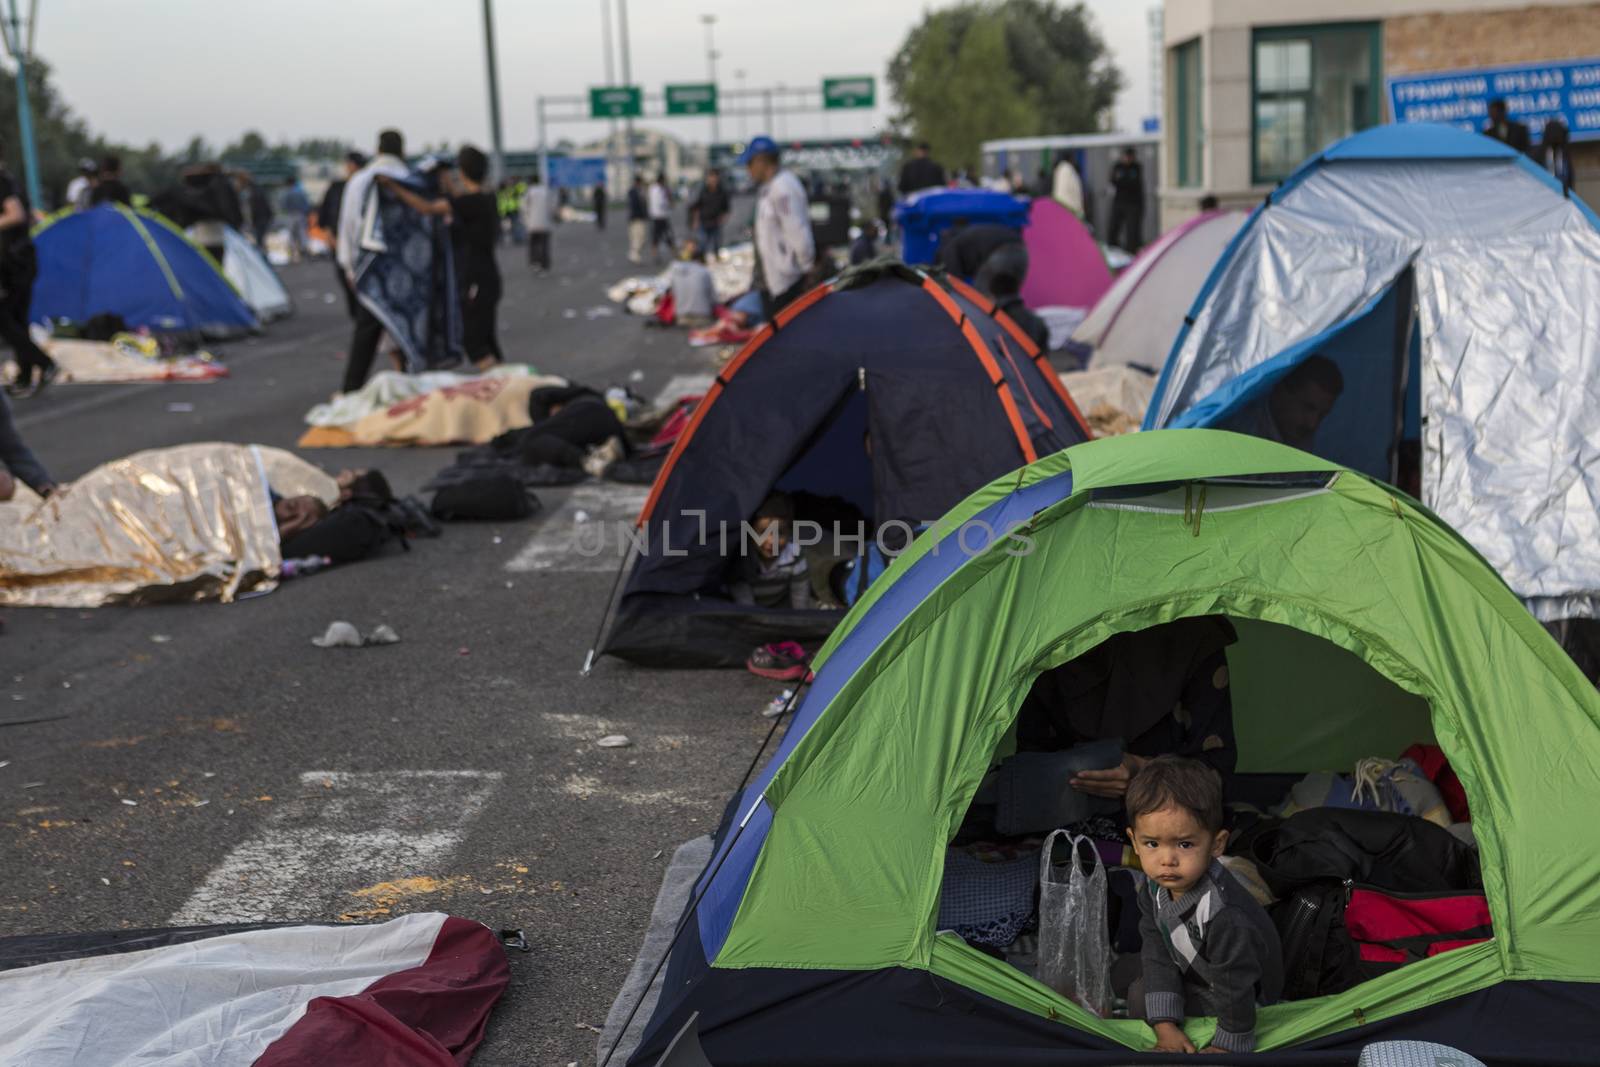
[888,0,1122,171]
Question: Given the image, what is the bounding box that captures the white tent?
[222,226,292,322]
[1146,123,1600,623]
[1072,209,1246,372]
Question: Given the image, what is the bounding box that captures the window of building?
[1175,38,1203,188]
[1252,23,1380,184]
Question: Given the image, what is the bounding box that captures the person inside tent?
[1233,355,1344,454]
[731,493,813,613]
[977,243,1048,352]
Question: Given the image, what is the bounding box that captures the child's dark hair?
[1126,755,1224,833]
[756,493,794,524]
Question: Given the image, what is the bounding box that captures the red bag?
[1343,886,1491,973]
[1401,743,1470,822]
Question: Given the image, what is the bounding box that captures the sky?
[39,0,1157,154]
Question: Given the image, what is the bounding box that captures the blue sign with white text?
[1388,56,1600,143]
[547,156,608,189]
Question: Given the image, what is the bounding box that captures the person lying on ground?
[273,494,327,541]
[1126,756,1282,1054]
[0,390,56,501]
[1234,355,1344,454]
[492,385,628,475]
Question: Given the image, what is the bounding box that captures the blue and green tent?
[628,430,1600,1065]
[31,203,258,338]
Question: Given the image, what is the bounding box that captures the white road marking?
[169,770,502,925]
[504,484,648,573]
[652,372,715,407]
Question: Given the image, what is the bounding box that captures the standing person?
[591,183,607,230]
[64,159,96,211]
[1483,98,1531,153]
[377,146,502,368]
[1108,147,1145,254]
[0,140,56,398]
[1052,153,1085,217]
[335,129,410,395]
[647,174,674,262]
[318,151,365,319]
[0,389,54,498]
[236,172,274,249]
[166,164,241,263]
[280,179,311,262]
[89,156,131,206]
[689,169,730,255]
[626,176,649,263]
[740,135,814,318]
[897,141,946,197]
[875,176,894,239]
[520,173,552,272]
[1540,119,1575,191]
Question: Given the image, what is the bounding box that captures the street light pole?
[480,0,506,185]
[601,0,617,197]
[0,0,41,211]
[616,0,635,189]
[701,14,718,150]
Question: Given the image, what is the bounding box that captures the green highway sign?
[589,85,642,119]
[822,76,876,110]
[665,82,718,116]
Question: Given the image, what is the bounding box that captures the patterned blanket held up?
[298,372,567,448]
[0,444,336,608]
[355,181,462,372]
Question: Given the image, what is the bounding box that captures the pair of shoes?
[582,436,625,478]
[746,640,809,681]
[6,363,56,398]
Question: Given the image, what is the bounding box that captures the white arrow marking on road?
[169,770,502,925]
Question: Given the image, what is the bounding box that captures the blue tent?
[1142,122,1600,626]
[32,204,258,338]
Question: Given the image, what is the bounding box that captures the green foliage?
[888,0,1122,169]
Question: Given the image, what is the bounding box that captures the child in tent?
[734,493,814,680]
[1125,756,1282,1054]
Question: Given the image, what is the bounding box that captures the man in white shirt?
[64,159,95,211]
[336,129,410,394]
[646,175,674,263]
[739,136,815,318]
[520,174,552,271]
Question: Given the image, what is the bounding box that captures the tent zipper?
[858,367,867,391]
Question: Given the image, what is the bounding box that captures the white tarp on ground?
[1147,124,1600,621]
[0,913,507,1066]
[223,226,292,321]
[1075,210,1246,371]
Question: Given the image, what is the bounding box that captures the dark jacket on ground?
[898,156,947,196]
[1138,859,1283,1053]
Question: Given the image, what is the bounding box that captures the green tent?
[629,429,1600,1065]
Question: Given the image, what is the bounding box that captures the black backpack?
[1272,882,1361,1000]
[431,472,542,521]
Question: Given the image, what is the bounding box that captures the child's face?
[752,515,787,560]
[1127,805,1227,900]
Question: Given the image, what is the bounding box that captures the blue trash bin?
[894,188,1031,266]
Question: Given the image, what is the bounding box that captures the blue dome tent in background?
[1141,122,1600,627]
[31,204,258,339]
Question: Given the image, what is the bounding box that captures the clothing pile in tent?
[599,260,1090,668]
[0,913,509,1065]
[620,430,1596,1067]
[32,204,259,340]
[1143,123,1600,668]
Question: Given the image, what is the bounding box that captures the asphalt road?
[1,221,781,1065]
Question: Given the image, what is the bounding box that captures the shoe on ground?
[747,640,809,681]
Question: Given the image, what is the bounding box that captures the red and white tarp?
[0,912,508,1066]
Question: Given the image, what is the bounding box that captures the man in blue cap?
[738,135,815,317]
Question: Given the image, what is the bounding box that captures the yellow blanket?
[0,443,335,608]
[298,373,567,447]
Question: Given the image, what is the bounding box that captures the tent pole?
[581,530,639,676]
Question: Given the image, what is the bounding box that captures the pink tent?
[1020,197,1113,310]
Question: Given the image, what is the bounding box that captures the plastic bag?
[1036,829,1112,1016]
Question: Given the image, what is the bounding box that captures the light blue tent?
[31,204,258,338]
[1142,123,1600,624]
